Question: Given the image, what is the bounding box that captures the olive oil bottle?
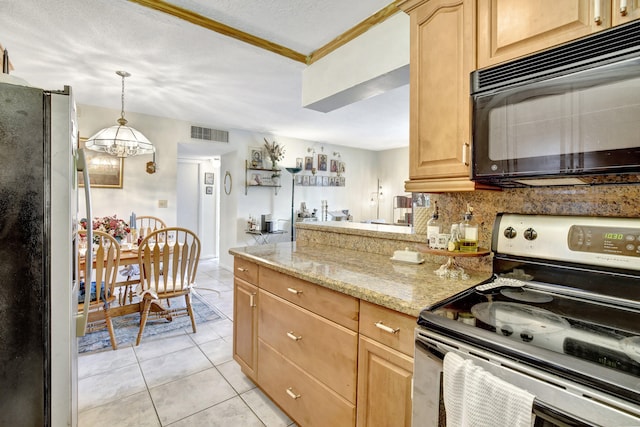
[459,203,478,252]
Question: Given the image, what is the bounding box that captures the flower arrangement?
[263,138,285,169]
[80,215,130,240]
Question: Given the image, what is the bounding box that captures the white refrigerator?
[0,77,89,426]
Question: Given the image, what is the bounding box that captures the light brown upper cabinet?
[401,0,494,193]
[478,0,640,69]
[612,0,640,25]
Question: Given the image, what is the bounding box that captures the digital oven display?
[568,225,640,257]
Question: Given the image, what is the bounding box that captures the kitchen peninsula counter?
[229,241,490,317]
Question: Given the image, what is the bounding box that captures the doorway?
[177,159,218,258]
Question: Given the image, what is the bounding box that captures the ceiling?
[1,0,409,152]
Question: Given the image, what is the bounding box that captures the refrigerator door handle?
[75,148,93,337]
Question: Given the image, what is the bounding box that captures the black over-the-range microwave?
[471,19,640,187]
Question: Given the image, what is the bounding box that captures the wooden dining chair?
[135,216,166,240]
[120,215,166,304]
[78,230,121,350]
[135,227,201,345]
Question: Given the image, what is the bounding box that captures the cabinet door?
[477,0,607,68]
[612,0,640,25]
[233,277,258,380]
[357,336,414,427]
[406,0,475,182]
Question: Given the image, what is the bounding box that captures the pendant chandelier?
[84,70,154,158]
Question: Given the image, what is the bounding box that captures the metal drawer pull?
[287,331,302,341]
[249,293,256,308]
[621,0,628,15]
[462,142,470,166]
[594,0,602,25]
[287,287,302,294]
[286,387,301,399]
[237,267,248,272]
[375,321,399,334]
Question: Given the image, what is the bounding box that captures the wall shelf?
[245,161,282,195]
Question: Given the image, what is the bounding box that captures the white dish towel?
[443,352,536,427]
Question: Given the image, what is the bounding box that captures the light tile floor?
[78,258,298,427]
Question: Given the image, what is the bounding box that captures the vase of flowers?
[81,215,130,242]
[264,138,285,170]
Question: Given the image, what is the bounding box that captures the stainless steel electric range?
[413,213,640,427]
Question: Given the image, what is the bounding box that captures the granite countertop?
[296,221,424,242]
[229,242,491,317]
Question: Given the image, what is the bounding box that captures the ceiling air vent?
[190,125,229,143]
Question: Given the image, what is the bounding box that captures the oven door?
[414,328,640,427]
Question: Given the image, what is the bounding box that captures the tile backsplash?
[425,184,640,253]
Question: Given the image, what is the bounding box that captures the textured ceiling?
[1,0,409,152]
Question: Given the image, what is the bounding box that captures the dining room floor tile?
[78,258,297,427]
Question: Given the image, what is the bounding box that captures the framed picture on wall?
[296,157,303,169]
[330,159,338,173]
[78,137,124,189]
[248,146,264,168]
[318,154,328,171]
[204,172,214,185]
[304,156,313,170]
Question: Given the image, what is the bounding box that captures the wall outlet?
[158,200,168,208]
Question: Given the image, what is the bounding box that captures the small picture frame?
[318,154,328,171]
[248,146,264,168]
[205,186,213,195]
[296,158,303,169]
[204,172,214,185]
[330,159,338,173]
[323,176,329,186]
[309,175,316,186]
[250,173,262,186]
[339,162,346,174]
[303,175,310,186]
[295,175,303,185]
[304,156,313,170]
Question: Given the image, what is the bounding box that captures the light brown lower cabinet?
[356,336,414,427]
[232,277,258,381]
[258,339,356,427]
[232,259,415,426]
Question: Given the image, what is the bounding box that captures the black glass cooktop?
[424,279,640,372]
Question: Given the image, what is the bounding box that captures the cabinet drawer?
[260,267,359,331]
[259,290,358,403]
[234,258,258,283]
[359,301,417,357]
[258,339,356,427]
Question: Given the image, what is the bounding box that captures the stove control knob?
[503,227,517,239]
[500,325,513,337]
[520,331,534,342]
[524,228,538,241]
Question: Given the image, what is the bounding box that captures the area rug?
[78,293,222,353]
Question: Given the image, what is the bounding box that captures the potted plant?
[263,138,285,170]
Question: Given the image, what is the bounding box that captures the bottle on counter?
[448,224,460,251]
[427,201,442,248]
[459,203,479,252]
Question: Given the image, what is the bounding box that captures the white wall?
[78,104,410,271]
